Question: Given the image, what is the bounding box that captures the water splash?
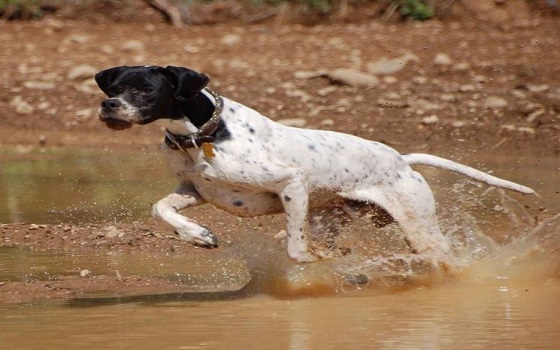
[293,182,559,295]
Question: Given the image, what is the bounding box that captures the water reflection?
[0,148,174,223]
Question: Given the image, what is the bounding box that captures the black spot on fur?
[233,200,244,207]
[283,195,291,202]
[214,120,231,141]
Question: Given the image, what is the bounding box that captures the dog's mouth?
[103,118,133,130]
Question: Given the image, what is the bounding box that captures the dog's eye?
[109,86,124,95]
[140,88,154,95]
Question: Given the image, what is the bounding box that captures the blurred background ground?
[0,0,558,303]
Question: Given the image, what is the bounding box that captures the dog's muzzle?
[99,98,133,130]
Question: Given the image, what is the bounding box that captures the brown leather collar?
[164,88,223,151]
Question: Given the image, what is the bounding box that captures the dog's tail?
[403,153,535,194]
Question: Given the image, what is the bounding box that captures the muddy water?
[0,148,174,224]
[1,147,559,349]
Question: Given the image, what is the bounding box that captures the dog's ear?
[95,66,126,96]
[159,66,210,101]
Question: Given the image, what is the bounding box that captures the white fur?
[152,95,534,263]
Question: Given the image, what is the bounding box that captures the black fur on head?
[158,66,210,102]
[94,65,211,129]
[95,65,210,102]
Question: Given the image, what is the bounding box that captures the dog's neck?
[157,89,217,135]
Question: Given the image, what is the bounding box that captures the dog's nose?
[101,98,122,111]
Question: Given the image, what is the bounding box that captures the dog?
[94,65,534,263]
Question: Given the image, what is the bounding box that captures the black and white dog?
[95,65,534,263]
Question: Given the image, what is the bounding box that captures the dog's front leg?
[279,174,317,263]
[152,182,217,247]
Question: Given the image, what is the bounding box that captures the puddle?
[0,148,174,224]
[0,147,559,348]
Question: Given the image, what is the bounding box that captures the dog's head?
[95,65,210,130]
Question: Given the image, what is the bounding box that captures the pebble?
[527,84,549,93]
[484,96,508,109]
[293,70,326,79]
[67,64,97,80]
[10,96,34,115]
[23,81,55,90]
[434,53,453,65]
[64,34,88,44]
[421,115,440,124]
[327,68,379,88]
[440,93,456,102]
[277,118,307,127]
[105,226,125,239]
[459,84,476,92]
[122,40,145,52]
[317,86,337,96]
[383,76,398,84]
[274,230,287,239]
[526,108,545,123]
[220,34,241,46]
[367,53,419,75]
[79,269,91,278]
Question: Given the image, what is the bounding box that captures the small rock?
[277,118,307,128]
[39,135,47,146]
[45,19,64,30]
[317,86,337,96]
[367,53,419,75]
[453,62,471,71]
[79,269,91,278]
[321,119,335,126]
[65,34,88,44]
[383,76,398,84]
[105,226,125,238]
[101,45,114,54]
[220,34,241,46]
[527,84,549,93]
[526,108,545,123]
[23,81,55,90]
[473,75,488,83]
[484,96,508,109]
[28,224,39,230]
[74,79,100,94]
[440,93,456,102]
[518,126,536,135]
[294,70,326,79]
[274,230,287,239]
[345,273,369,286]
[421,115,439,124]
[122,40,145,52]
[10,96,34,115]
[434,53,453,66]
[326,68,379,88]
[459,84,476,92]
[67,65,97,80]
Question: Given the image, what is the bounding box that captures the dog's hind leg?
[152,182,217,247]
[278,172,318,263]
[341,173,451,264]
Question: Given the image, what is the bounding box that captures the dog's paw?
[175,226,218,248]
